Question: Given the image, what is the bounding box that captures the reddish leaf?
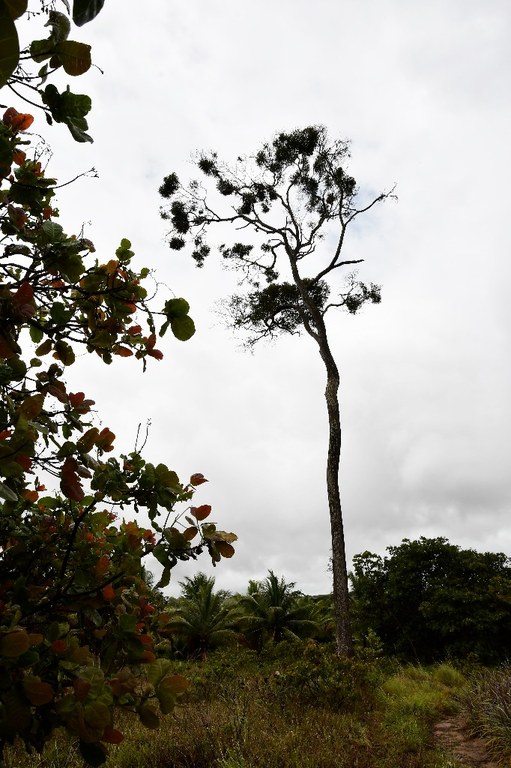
[8,205,28,229]
[183,525,198,541]
[191,504,212,521]
[0,336,17,359]
[102,726,124,745]
[47,381,68,403]
[60,457,85,501]
[112,345,133,357]
[21,489,38,503]
[15,454,32,471]
[0,630,30,657]
[96,427,115,452]
[73,678,91,701]
[2,107,34,132]
[190,473,208,486]
[95,555,109,577]
[102,584,115,601]
[12,149,26,165]
[23,678,54,706]
[215,541,235,559]
[76,427,99,453]
[69,391,95,412]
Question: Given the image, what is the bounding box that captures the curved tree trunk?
[292,267,354,657]
[322,344,354,657]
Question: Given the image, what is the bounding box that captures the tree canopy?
[350,537,511,663]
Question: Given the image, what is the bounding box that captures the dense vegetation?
[0,2,236,764]
[8,641,511,768]
[0,645,470,768]
[2,3,511,767]
[351,537,511,663]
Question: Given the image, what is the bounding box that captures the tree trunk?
[322,348,354,657]
[290,264,354,656]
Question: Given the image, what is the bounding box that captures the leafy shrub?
[269,641,383,712]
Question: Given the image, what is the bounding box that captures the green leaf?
[84,700,110,730]
[156,675,188,714]
[29,325,44,344]
[50,301,74,325]
[147,658,173,688]
[0,133,13,177]
[0,0,19,87]
[154,464,180,490]
[118,614,137,633]
[42,84,93,143]
[156,566,171,590]
[73,0,105,27]
[30,38,54,64]
[78,667,106,697]
[170,315,195,341]
[138,702,160,730]
[41,220,65,243]
[56,40,91,76]
[36,338,52,356]
[0,481,18,502]
[53,340,75,366]
[152,543,169,568]
[165,297,190,319]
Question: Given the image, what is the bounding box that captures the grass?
[3,647,468,768]
[461,664,511,761]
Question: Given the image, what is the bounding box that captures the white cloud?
[18,0,511,596]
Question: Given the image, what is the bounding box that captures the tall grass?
[462,665,511,761]
[3,647,465,768]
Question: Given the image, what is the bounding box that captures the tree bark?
[321,342,354,657]
[292,269,354,656]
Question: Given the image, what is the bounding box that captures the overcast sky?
[24,0,511,595]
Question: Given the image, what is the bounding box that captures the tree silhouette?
[160,126,394,655]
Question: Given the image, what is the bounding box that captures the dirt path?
[433,715,500,767]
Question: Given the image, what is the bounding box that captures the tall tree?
[159,127,393,655]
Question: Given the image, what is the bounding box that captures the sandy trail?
[433,716,500,767]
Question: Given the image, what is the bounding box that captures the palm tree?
[234,571,322,651]
[165,573,237,658]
